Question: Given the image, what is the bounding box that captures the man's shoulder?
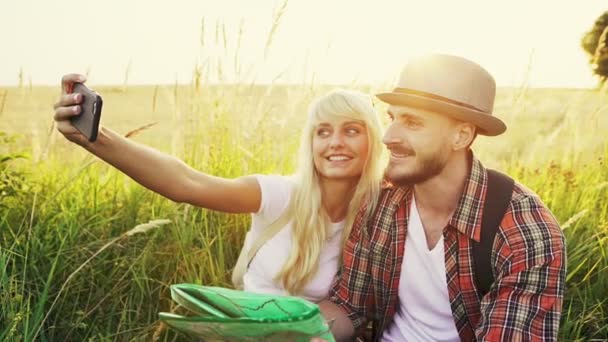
[498,181,564,251]
[508,181,554,218]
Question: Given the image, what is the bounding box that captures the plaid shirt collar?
[448,153,486,242]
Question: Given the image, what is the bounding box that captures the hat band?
[393,87,486,113]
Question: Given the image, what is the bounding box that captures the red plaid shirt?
[329,155,566,341]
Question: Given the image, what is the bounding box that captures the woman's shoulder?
[253,174,295,187]
[252,174,296,197]
[252,174,296,219]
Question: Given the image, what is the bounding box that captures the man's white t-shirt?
[242,174,345,303]
[382,197,460,342]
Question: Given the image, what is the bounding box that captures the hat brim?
[376,92,506,136]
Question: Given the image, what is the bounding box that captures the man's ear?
[452,123,476,151]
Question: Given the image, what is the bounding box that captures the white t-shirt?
[382,197,460,342]
[242,174,345,303]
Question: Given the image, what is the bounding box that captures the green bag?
[159,284,336,342]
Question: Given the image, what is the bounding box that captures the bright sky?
[1,0,605,87]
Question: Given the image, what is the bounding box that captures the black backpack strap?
[473,169,514,297]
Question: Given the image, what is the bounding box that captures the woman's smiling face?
[312,118,369,181]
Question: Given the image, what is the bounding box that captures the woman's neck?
[319,177,359,222]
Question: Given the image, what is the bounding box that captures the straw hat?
[376,54,506,136]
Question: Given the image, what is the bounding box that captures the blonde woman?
[52,74,384,302]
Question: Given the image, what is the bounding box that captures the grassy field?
[0,82,607,341]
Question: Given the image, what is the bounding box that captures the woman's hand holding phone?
[53,74,102,147]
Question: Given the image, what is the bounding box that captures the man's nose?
[382,122,402,145]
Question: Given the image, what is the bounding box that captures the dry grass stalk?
[125,122,159,139]
[264,0,289,60]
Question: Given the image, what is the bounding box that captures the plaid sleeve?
[476,194,566,341]
[328,205,374,330]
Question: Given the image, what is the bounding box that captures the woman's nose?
[329,132,345,148]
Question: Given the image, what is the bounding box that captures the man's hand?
[317,299,355,342]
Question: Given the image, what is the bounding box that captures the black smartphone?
[70,83,103,142]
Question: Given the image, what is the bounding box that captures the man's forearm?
[318,300,355,342]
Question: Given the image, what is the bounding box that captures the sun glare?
[0,0,605,87]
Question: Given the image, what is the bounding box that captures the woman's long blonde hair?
[275,89,384,295]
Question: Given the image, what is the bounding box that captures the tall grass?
[1,83,607,342]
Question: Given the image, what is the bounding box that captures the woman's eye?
[345,127,360,135]
[317,129,331,137]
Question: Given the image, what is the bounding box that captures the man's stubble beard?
[384,151,449,186]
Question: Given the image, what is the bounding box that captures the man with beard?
[314,54,566,342]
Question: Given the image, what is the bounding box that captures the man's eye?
[404,119,420,128]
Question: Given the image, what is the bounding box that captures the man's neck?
[413,153,470,222]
